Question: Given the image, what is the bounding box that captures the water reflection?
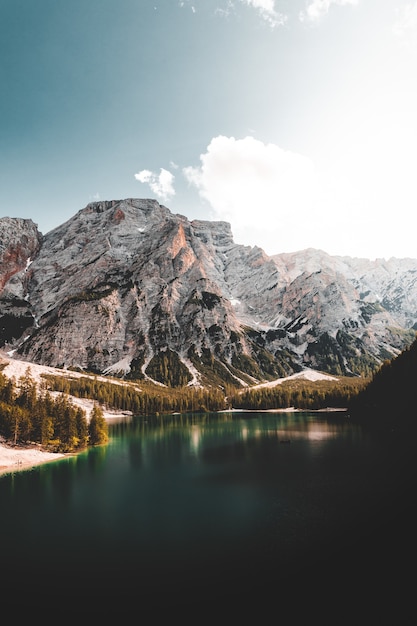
[108,409,357,467]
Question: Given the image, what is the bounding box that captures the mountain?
[1,198,416,388]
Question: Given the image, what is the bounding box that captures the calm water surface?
[1,410,415,617]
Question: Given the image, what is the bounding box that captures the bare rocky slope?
[0,198,416,387]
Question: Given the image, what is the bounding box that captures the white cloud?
[393,3,417,50]
[183,135,319,254]
[134,168,175,202]
[240,0,287,27]
[299,0,358,22]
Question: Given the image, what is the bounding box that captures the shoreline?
[0,407,348,477]
[0,352,347,477]
[0,405,131,478]
[0,439,69,477]
[0,352,134,476]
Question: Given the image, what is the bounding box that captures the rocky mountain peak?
[0,217,42,292]
[1,199,416,387]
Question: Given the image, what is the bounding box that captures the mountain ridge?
[1,198,416,387]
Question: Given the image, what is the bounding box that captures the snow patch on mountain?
[249,368,338,390]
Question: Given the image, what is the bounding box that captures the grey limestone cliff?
[1,199,416,386]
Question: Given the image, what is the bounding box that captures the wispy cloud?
[179,0,287,27]
[299,0,359,23]
[134,168,175,202]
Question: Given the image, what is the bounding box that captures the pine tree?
[88,404,109,446]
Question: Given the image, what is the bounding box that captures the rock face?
[0,217,42,344]
[1,199,416,386]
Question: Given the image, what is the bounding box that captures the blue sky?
[1,0,417,259]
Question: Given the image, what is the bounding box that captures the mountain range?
[1,198,416,388]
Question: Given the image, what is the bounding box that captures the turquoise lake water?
[1,410,414,621]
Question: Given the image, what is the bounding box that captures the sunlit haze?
[1,1,416,260]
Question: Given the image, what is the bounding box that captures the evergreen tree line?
[42,374,228,414]
[43,371,369,415]
[228,377,369,411]
[2,356,394,453]
[0,368,108,452]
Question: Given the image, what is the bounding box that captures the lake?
[1,410,415,620]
